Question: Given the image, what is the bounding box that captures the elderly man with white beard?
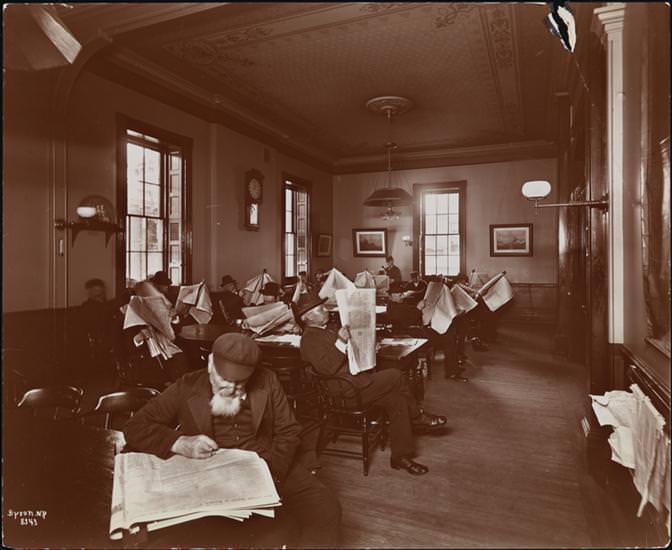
[124,333,341,548]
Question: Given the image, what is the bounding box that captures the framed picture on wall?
[317,234,332,257]
[352,228,388,257]
[489,224,533,257]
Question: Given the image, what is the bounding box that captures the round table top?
[178,324,232,343]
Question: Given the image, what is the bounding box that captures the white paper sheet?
[176,281,213,324]
[354,271,376,289]
[418,282,458,333]
[110,449,280,540]
[318,269,355,304]
[419,281,444,326]
[334,288,376,375]
[480,274,514,312]
[241,302,295,336]
[451,284,478,313]
[254,334,301,348]
[243,272,274,306]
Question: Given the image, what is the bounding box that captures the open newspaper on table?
[477,272,514,312]
[334,288,376,375]
[109,449,281,540]
[123,295,182,359]
[175,281,213,324]
[241,302,296,336]
[318,268,355,305]
[417,281,459,334]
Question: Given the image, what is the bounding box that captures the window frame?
[281,173,311,285]
[116,114,193,296]
[412,181,467,277]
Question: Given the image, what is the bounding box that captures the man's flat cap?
[212,333,260,382]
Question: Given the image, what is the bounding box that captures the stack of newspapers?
[109,449,281,540]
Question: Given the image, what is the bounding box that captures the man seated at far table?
[401,271,427,304]
[124,333,341,548]
[217,274,245,323]
[294,293,447,477]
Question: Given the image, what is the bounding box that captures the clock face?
[248,178,262,200]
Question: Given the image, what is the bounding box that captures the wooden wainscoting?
[501,283,558,325]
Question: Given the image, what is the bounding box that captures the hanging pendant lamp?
[363,96,413,214]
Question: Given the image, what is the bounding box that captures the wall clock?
[244,169,264,230]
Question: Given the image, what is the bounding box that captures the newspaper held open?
[109,449,280,540]
[334,288,376,375]
[318,268,355,305]
[175,281,213,324]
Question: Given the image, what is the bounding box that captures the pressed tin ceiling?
[67,2,578,169]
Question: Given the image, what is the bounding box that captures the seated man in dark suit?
[379,255,402,287]
[124,333,341,548]
[401,271,427,304]
[294,293,447,477]
[217,274,245,323]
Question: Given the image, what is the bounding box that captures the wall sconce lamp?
[54,195,122,246]
[521,180,609,209]
[402,235,413,247]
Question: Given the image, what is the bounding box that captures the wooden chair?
[16,386,84,420]
[387,302,436,379]
[261,355,321,422]
[309,367,388,476]
[80,387,161,429]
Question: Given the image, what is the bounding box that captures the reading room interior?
[3,2,670,548]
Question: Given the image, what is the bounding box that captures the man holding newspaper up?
[124,332,341,547]
[295,280,447,477]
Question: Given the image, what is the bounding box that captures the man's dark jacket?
[124,367,301,482]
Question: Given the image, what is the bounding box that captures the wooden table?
[3,413,124,547]
[178,324,233,345]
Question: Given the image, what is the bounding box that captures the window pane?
[437,194,449,214]
[449,235,460,255]
[424,235,436,255]
[145,149,160,184]
[129,252,146,282]
[436,257,449,276]
[425,255,436,275]
[127,143,144,184]
[425,214,436,235]
[170,153,181,171]
[147,252,163,276]
[285,189,293,208]
[128,183,143,217]
[170,197,181,216]
[147,219,163,251]
[145,184,161,217]
[437,215,448,234]
[170,267,181,286]
[424,194,436,215]
[448,214,459,234]
[169,222,180,241]
[129,217,146,251]
[286,233,295,253]
[170,244,181,265]
[170,173,181,194]
[436,235,448,255]
[448,256,460,276]
[286,258,295,277]
[448,193,459,214]
[285,211,293,232]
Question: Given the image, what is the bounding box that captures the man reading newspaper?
[124,333,341,547]
[295,293,448,477]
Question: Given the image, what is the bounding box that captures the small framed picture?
[352,228,388,257]
[317,234,332,257]
[490,224,533,257]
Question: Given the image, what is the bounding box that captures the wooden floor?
[317,322,597,548]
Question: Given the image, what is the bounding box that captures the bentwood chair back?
[308,367,388,476]
[261,355,320,421]
[16,386,84,420]
[81,387,161,430]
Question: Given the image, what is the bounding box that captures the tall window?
[118,118,191,290]
[283,177,310,281]
[414,182,466,277]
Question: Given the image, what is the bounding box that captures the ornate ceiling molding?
[332,140,556,174]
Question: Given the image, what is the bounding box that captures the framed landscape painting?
[352,228,388,257]
[490,224,533,257]
[317,234,332,257]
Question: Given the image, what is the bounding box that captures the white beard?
[210,390,246,417]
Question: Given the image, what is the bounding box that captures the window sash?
[283,181,309,281]
[421,190,461,277]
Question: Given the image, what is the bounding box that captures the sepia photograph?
[2,2,670,550]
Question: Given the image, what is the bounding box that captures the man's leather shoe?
[391,456,429,475]
[412,412,447,432]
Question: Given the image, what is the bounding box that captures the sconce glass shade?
[77,195,115,223]
[363,187,413,207]
[521,180,552,201]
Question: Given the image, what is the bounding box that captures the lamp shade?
[76,195,115,223]
[363,187,413,207]
[521,180,552,201]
